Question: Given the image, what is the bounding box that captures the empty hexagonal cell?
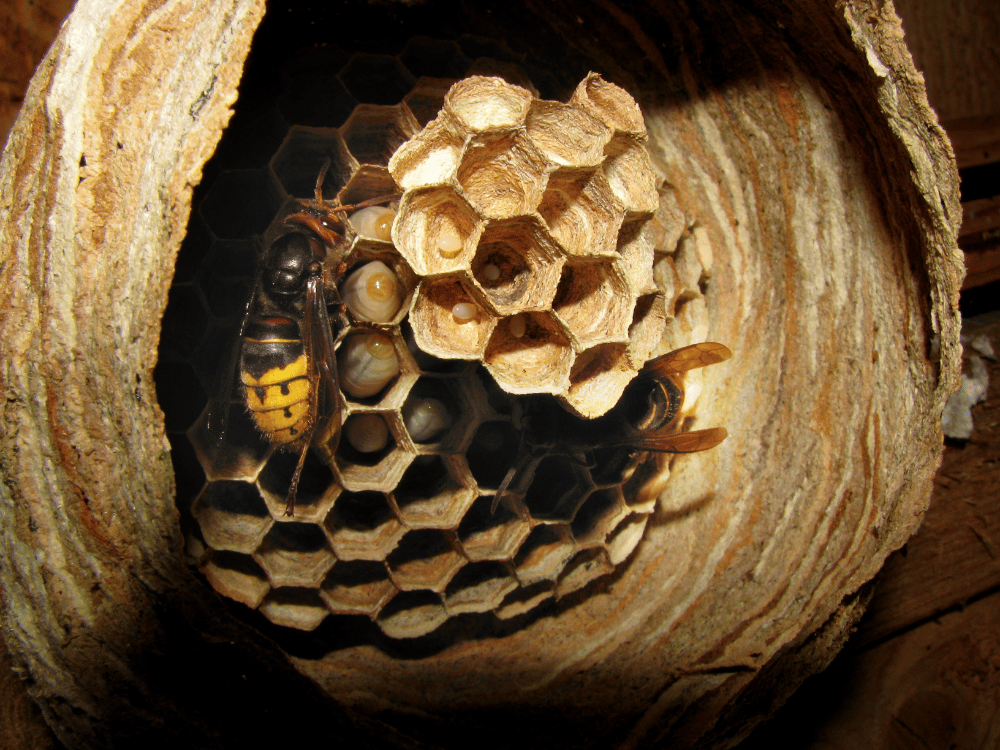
[570,73,647,140]
[470,217,563,315]
[199,550,270,609]
[602,135,659,217]
[456,132,549,219]
[258,587,329,631]
[391,455,476,529]
[200,169,283,240]
[410,276,497,360]
[324,491,406,561]
[340,103,421,167]
[494,580,555,621]
[375,589,448,639]
[400,37,469,80]
[254,522,335,589]
[522,455,593,524]
[571,487,629,549]
[386,529,465,592]
[513,525,577,586]
[524,99,610,168]
[393,187,484,275]
[278,50,356,128]
[464,420,518,491]
[556,547,615,598]
[483,311,573,396]
[616,218,659,295]
[186,399,272,483]
[388,116,467,190]
[339,53,416,106]
[404,77,455,127]
[444,561,518,615]
[552,258,634,349]
[444,76,532,132]
[320,560,397,617]
[606,513,650,565]
[537,168,624,258]
[457,494,531,562]
[270,126,355,200]
[257,449,337,520]
[626,294,668,370]
[192,480,273,554]
[564,343,634,419]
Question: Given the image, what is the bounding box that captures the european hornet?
[207,160,398,515]
[493,342,732,512]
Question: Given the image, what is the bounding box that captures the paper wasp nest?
[160,47,714,640]
[390,74,665,417]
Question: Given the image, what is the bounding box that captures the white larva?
[345,413,390,453]
[341,261,403,323]
[402,397,452,443]
[338,333,400,398]
[349,206,395,241]
[452,302,478,322]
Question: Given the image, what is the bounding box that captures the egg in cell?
[349,206,395,241]
[341,261,403,323]
[338,332,400,398]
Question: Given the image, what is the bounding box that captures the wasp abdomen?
[240,316,312,445]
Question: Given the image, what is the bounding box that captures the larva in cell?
[337,332,400,398]
[341,261,403,323]
[344,413,390,453]
[402,397,452,443]
[349,206,395,241]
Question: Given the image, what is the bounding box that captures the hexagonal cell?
[602,135,659,217]
[464,420,519,491]
[673,225,711,296]
[324,491,406,561]
[200,169,283,240]
[410,276,497,360]
[571,488,629,549]
[622,455,670,515]
[456,132,549,219]
[444,561,518,615]
[376,589,448,639]
[606,513,650,565]
[334,413,413,494]
[570,73,647,140]
[278,49,356,128]
[269,126,355,200]
[201,270,253,321]
[537,169,625,259]
[552,258,634,349]
[403,77,455,127]
[564,343,634,419]
[522,455,593,524]
[393,186,484,275]
[513,525,577,587]
[464,58,539,96]
[470,217,563,315]
[339,53,416,106]
[616,218,659,296]
[443,76,532,132]
[400,320,470,374]
[386,529,465,592]
[340,103,421,167]
[199,550,270,609]
[556,547,615,598]
[494,580,555,621]
[525,100,610,168]
[457,494,531,562]
[320,560,397,616]
[254,522,336,589]
[673,293,710,343]
[388,116,467,190]
[258,587,329,631]
[401,375,473,453]
[186,400,272,483]
[257,449,337,521]
[192,480,272,554]
[336,165,401,213]
[400,37,469,80]
[589,446,642,489]
[391,455,476,529]
[483,311,573,396]
[337,331,402,401]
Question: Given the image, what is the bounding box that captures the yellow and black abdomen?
[240,316,311,446]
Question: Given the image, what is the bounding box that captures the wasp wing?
[618,426,728,453]
[303,275,343,448]
[642,342,732,377]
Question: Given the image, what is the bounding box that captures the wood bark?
[0,1,963,748]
